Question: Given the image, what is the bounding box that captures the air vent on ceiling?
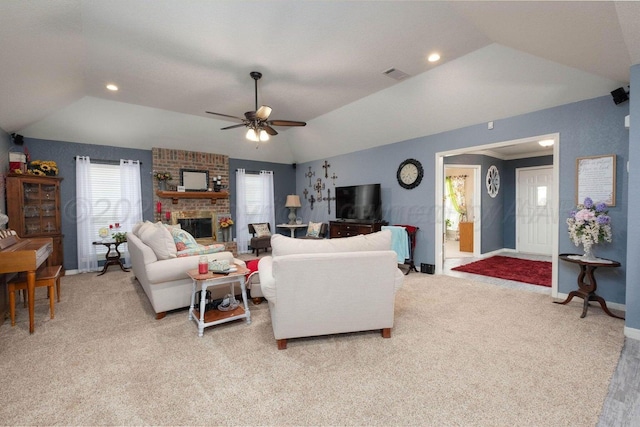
[383,68,410,81]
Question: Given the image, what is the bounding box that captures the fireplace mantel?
[156,190,229,204]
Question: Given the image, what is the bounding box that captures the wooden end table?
[187,264,251,337]
[93,240,130,276]
[555,253,623,319]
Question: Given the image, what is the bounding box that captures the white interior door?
[516,166,553,255]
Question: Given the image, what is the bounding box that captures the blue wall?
[626,64,640,331]
[295,95,629,305]
[0,129,12,215]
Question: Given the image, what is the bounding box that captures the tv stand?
[329,220,387,238]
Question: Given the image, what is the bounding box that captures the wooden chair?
[248,223,272,255]
[8,265,62,326]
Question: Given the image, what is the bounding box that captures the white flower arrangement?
[566,197,612,253]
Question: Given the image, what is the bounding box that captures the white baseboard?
[624,327,640,340]
[65,269,79,275]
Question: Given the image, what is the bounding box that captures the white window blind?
[244,174,264,224]
[91,163,122,255]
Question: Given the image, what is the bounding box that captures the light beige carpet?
[0,269,624,426]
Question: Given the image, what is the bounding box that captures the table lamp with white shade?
[285,195,302,224]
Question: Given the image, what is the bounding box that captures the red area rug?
[451,255,551,287]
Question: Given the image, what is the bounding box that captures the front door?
[516,166,553,255]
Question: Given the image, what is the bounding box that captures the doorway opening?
[435,133,560,297]
[444,165,480,260]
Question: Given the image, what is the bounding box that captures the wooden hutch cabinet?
[329,220,387,238]
[6,175,64,268]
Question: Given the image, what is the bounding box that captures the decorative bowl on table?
[98,227,110,241]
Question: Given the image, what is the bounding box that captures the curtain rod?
[73,156,142,165]
[235,169,271,175]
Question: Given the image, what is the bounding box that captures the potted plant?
[154,171,172,190]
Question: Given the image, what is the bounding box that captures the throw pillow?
[253,223,271,238]
[306,222,322,237]
[176,244,225,257]
[170,227,199,251]
[139,221,177,260]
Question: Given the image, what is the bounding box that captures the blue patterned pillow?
[170,227,199,251]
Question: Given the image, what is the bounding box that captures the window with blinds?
[91,163,122,255]
[244,174,265,225]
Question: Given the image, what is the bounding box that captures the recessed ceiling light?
[427,53,441,63]
[106,84,118,91]
[538,139,554,147]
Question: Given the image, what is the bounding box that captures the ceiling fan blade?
[256,105,272,120]
[269,120,307,127]
[220,123,247,130]
[206,111,244,121]
[263,125,278,136]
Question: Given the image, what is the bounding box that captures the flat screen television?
[335,183,382,221]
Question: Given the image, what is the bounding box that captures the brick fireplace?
[153,148,237,255]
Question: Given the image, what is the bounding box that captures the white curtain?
[259,170,276,232]
[235,169,249,253]
[120,159,143,267]
[76,156,98,273]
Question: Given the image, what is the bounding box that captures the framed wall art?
[576,154,616,206]
[180,169,209,191]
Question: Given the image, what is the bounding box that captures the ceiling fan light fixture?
[246,128,259,142]
[259,129,270,142]
[256,105,272,120]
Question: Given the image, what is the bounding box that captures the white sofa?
[127,222,246,319]
[258,230,404,349]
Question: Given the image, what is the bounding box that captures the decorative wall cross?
[323,188,336,214]
[305,166,315,187]
[303,188,309,201]
[330,172,338,186]
[322,160,331,178]
[308,194,316,210]
[314,178,325,200]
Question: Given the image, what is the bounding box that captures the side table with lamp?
[285,194,301,225]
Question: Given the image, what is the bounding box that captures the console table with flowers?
[559,196,622,319]
[555,254,623,319]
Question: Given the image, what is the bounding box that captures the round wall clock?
[397,158,424,189]
[486,165,500,198]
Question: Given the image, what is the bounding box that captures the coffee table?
[187,264,251,337]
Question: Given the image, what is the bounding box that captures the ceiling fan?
[206,71,306,143]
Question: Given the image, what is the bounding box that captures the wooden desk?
[0,236,53,333]
[555,253,623,319]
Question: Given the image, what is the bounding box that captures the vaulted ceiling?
[1,1,637,164]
